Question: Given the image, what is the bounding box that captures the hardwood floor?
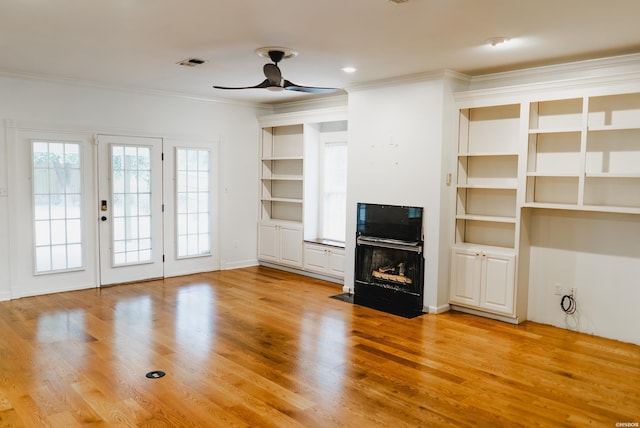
[0,266,638,427]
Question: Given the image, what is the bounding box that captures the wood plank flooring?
[0,266,638,427]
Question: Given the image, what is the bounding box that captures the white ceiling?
[1,0,639,105]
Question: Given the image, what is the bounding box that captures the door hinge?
[162,204,165,212]
[161,152,164,161]
[162,254,165,262]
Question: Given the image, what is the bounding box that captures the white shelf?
[529,127,583,134]
[261,197,303,204]
[588,125,640,132]
[526,172,580,177]
[585,172,640,178]
[262,156,304,161]
[523,202,640,215]
[457,184,517,189]
[458,152,518,157]
[262,175,304,181]
[456,214,516,223]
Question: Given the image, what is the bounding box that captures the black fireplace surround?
[354,203,425,317]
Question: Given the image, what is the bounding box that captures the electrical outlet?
[554,284,563,295]
[570,287,577,298]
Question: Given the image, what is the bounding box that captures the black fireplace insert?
[354,203,424,317]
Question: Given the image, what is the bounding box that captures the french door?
[9,128,218,299]
[97,135,164,285]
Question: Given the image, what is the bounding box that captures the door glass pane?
[176,148,211,258]
[32,141,83,273]
[111,144,153,265]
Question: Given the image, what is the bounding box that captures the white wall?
[0,75,267,300]
[527,209,640,345]
[345,75,460,311]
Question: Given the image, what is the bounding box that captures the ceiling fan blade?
[283,80,340,94]
[213,79,271,90]
[263,63,283,86]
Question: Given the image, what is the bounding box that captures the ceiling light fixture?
[342,66,357,73]
[255,46,297,60]
[388,0,409,3]
[486,37,510,47]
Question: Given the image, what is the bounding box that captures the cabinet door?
[449,249,481,306]
[258,223,278,262]
[327,249,345,278]
[480,252,516,314]
[304,244,328,272]
[279,224,303,267]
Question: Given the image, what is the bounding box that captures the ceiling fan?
[213,47,341,94]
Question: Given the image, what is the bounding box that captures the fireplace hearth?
[354,203,424,317]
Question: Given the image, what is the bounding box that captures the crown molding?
[269,93,348,115]
[347,69,470,93]
[455,54,640,107]
[467,53,640,90]
[258,106,348,127]
[0,69,273,109]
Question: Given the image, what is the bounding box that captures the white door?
[98,135,164,285]
[449,248,481,306]
[480,252,516,314]
[258,222,278,262]
[279,223,303,267]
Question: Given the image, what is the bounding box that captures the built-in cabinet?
[257,108,348,281]
[449,247,516,315]
[258,222,303,267]
[303,242,345,278]
[451,89,640,322]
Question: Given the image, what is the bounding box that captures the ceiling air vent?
[177,58,207,67]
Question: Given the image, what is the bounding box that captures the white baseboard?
[0,291,11,302]
[258,262,344,285]
[450,304,520,324]
[427,304,451,314]
[220,259,258,270]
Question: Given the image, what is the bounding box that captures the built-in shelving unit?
[452,88,640,324]
[257,107,348,279]
[525,93,640,213]
[455,104,520,249]
[260,124,304,223]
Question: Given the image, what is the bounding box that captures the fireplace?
[354,203,424,317]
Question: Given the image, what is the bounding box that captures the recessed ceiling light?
[342,66,357,73]
[486,37,510,47]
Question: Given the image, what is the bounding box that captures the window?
[319,136,347,242]
[176,148,211,258]
[32,141,83,273]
